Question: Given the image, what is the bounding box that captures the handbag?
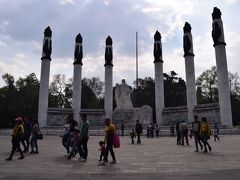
[37,130,43,140]
[113,134,120,148]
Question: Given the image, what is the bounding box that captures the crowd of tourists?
[5,113,220,163]
[174,115,220,153]
[61,113,118,166]
[6,116,40,161]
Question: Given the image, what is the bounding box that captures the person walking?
[23,116,32,153]
[191,115,203,152]
[62,117,71,156]
[214,122,220,141]
[30,120,39,154]
[179,120,189,146]
[155,125,160,137]
[170,123,175,136]
[176,122,181,145]
[6,117,25,161]
[129,129,136,144]
[121,123,125,136]
[99,118,116,165]
[200,117,212,153]
[78,113,89,162]
[135,120,143,143]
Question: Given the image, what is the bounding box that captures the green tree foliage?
[163,71,187,107]
[196,66,218,103]
[0,73,39,128]
[49,74,72,108]
[81,78,104,109]
[196,66,240,125]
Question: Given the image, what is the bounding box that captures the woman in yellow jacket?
[100,118,116,165]
[6,117,25,160]
[200,117,212,153]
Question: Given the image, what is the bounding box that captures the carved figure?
[115,79,133,109]
[74,33,83,65]
[41,26,52,60]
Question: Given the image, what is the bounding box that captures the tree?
[15,73,39,119]
[81,78,104,109]
[196,66,218,103]
[49,74,72,108]
[0,73,40,128]
[196,66,240,125]
[163,71,187,107]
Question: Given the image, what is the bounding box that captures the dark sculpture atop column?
[104,36,113,66]
[41,26,52,60]
[183,22,194,57]
[153,31,163,63]
[212,7,226,46]
[73,33,83,65]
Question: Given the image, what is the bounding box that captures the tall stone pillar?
[183,22,197,123]
[38,26,52,127]
[212,7,232,128]
[153,31,164,125]
[104,36,113,119]
[72,34,83,123]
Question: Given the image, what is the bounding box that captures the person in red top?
[98,141,106,162]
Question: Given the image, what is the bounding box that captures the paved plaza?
[0,134,240,180]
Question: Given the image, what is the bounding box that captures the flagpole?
[136,31,138,89]
[136,31,139,107]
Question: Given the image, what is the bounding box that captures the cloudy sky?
[0,0,239,87]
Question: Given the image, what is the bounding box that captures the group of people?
[62,114,117,166]
[175,115,219,153]
[62,114,89,162]
[6,116,40,161]
[129,120,143,144]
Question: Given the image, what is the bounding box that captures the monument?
[38,7,232,129]
[211,7,232,128]
[115,79,133,110]
[72,33,83,123]
[153,31,165,125]
[183,22,197,123]
[104,36,113,119]
[113,79,152,127]
[38,26,52,127]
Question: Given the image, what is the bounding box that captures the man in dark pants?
[121,123,125,136]
[135,120,143,144]
[23,117,32,152]
[191,115,203,152]
[78,113,89,162]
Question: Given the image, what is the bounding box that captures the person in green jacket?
[78,113,89,162]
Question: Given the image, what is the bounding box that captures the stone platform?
[1,135,240,180]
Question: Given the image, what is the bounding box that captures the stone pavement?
[0,134,240,180]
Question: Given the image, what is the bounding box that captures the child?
[214,123,220,141]
[98,141,106,162]
[66,128,79,160]
[129,129,136,144]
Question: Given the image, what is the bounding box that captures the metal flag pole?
[136,31,139,107]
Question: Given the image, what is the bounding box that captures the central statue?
[115,79,133,110]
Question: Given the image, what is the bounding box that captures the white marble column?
[104,36,113,119]
[153,31,164,125]
[212,7,232,128]
[183,22,197,123]
[38,26,52,127]
[72,34,83,123]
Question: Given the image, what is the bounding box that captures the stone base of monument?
[112,105,152,129]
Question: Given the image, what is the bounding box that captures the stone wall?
[47,103,220,128]
[162,103,220,125]
[47,108,105,128]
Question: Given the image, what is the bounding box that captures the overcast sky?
[0,0,239,87]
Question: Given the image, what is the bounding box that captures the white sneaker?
[79,158,87,162]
